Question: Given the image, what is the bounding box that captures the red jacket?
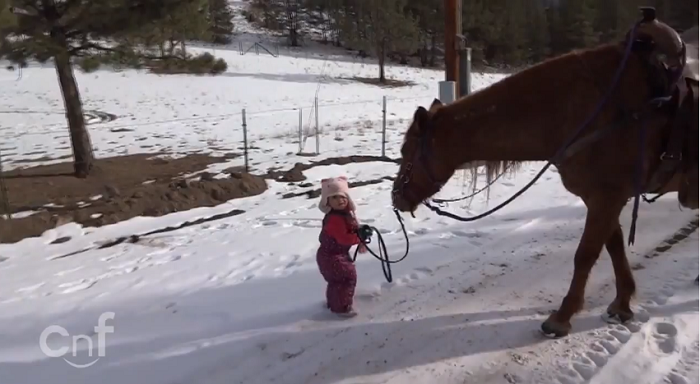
[323,213,360,246]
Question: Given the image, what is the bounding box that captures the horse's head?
[392,98,455,213]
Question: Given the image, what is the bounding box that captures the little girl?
[316,176,367,317]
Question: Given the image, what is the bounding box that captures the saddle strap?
[647,78,697,192]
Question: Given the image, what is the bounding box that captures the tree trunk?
[180,41,187,57]
[429,34,437,67]
[290,28,298,46]
[420,41,428,67]
[378,40,386,83]
[54,52,93,178]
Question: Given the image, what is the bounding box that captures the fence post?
[242,109,249,173]
[315,96,320,155]
[0,148,10,219]
[298,108,303,153]
[381,96,387,158]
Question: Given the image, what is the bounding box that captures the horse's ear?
[429,98,443,113]
[413,106,430,132]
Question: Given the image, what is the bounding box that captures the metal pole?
[242,109,249,173]
[466,47,472,95]
[298,108,303,153]
[381,96,387,157]
[315,97,320,155]
[444,0,459,83]
[438,81,456,104]
[458,45,471,97]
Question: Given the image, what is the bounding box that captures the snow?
[0,11,698,384]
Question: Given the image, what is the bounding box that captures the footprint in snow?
[652,322,678,354]
[284,255,301,269]
[451,230,483,238]
[293,220,321,229]
[59,279,97,294]
[16,282,45,293]
[413,228,429,235]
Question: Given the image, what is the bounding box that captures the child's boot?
[335,307,357,318]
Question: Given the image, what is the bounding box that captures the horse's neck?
[438,85,563,166]
[438,44,625,169]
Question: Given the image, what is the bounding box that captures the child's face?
[328,194,348,210]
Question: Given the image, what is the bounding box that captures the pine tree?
[342,0,419,82]
[0,0,216,178]
[525,0,551,62]
[208,0,234,44]
[560,0,599,50]
[0,0,14,28]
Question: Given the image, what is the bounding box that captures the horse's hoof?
[541,317,571,338]
[604,307,634,325]
[601,312,632,324]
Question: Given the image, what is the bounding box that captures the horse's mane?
[443,43,626,202]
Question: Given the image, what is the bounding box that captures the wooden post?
[315,97,320,155]
[242,109,249,173]
[381,96,387,157]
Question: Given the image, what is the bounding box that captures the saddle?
[630,8,699,209]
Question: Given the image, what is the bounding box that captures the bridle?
[391,116,446,213]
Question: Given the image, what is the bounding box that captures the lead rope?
[351,209,410,283]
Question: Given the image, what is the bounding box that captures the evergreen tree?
[0,0,14,28]
[343,0,419,82]
[0,0,220,178]
[208,0,234,44]
[130,0,211,57]
[560,0,599,50]
[525,0,551,62]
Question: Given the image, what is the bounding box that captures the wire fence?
[238,94,433,172]
[0,94,437,175]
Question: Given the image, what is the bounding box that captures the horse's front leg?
[541,198,626,338]
[603,222,636,323]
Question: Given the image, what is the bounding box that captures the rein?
[393,19,686,246]
[351,209,409,283]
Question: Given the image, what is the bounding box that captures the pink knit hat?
[318,176,356,214]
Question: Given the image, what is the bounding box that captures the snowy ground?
[0,8,698,384]
[0,37,504,173]
[0,163,698,384]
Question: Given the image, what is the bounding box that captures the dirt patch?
[264,155,399,182]
[281,177,394,199]
[346,76,416,88]
[0,153,267,243]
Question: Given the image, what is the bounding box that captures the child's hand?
[358,244,368,254]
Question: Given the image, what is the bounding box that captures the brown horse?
[392,15,698,338]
